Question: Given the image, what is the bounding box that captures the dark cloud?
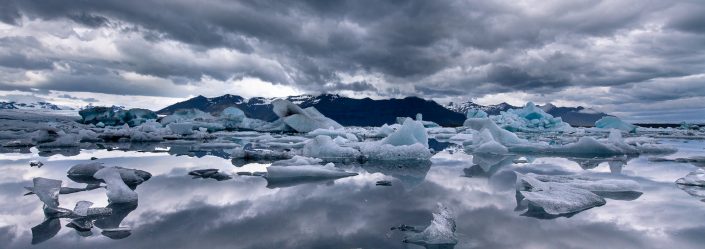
[0,0,703,121]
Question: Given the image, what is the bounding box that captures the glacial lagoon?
[2,138,705,249]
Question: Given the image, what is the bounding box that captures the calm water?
[1,139,705,249]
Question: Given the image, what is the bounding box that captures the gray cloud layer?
[0,0,704,121]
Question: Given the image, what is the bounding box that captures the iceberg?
[122,108,158,126]
[79,106,156,126]
[466,108,488,118]
[353,119,432,161]
[402,203,457,247]
[220,107,245,129]
[302,135,361,161]
[676,169,705,187]
[272,99,343,132]
[471,129,508,155]
[490,102,573,132]
[595,116,637,133]
[93,167,138,204]
[464,118,526,145]
[382,118,428,147]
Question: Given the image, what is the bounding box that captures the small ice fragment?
[101,227,132,239]
[376,180,392,186]
[676,169,705,187]
[30,160,44,168]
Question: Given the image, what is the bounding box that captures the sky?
[0,0,704,122]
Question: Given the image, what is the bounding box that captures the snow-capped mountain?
[158,94,612,127]
[158,94,466,127]
[445,101,517,115]
[0,100,71,111]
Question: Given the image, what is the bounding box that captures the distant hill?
[158,94,467,127]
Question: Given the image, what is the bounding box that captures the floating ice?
[530,174,642,199]
[160,109,215,125]
[382,118,428,148]
[402,203,457,247]
[67,162,151,188]
[188,169,232,181]
[472,129,508,155]
[515,173,606,216]
[490,102,573,132]
[466,108,488,118]
[303,135,361,160]
[464,118,526,145]
[265,163,358,181]
[93,167,138,204]
[272,99,343,132]
[649,156,705,167]
[512,130,674,157]
[29,160,44,167]
[271,156,323,166]
[168,123,195,135]
[79,106,156,126]
[676,169,705,187]
[230,144,294,161]
[359,143,432,161]
[220,107,245,128]
[595,116,637,133]
[308,128,359,141]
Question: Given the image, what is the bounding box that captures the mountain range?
[0,101,69,111]
[157,94,610,127]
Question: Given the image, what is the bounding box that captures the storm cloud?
[0,0,704,121]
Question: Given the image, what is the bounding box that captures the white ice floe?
[265,163,358,180]
[93,167,138,204]
[511,130,675,157]
[515,172,642,216]
[308,128,359,141]
[595,116,637,133]
[272,99,343,133]
[160,109,215,125]
[302,135,361,160]
[676,169,705,187]
[271,156,324,166]
[515,173,606,215]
